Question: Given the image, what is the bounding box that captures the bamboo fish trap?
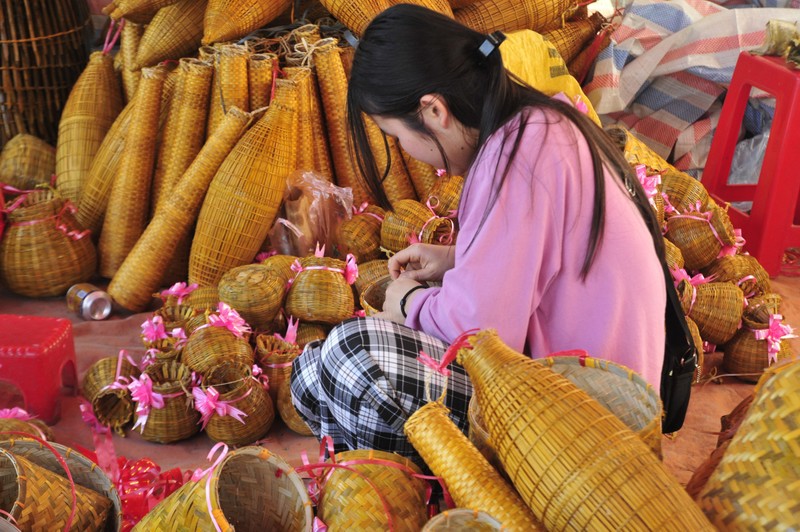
[82,355,140,435]
[0,134,55,190]
[207,43,250,138]
[120,21,144,102]
[203,0,293,45]
[317,0,393,37]
[104,0,178,21]
[455,0,575,34]
[133,0,207,70]
[248,53,276,111]
[218,264,286,331]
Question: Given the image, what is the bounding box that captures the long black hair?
[346,3,664,279]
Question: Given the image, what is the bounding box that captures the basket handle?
[0,432,77,532]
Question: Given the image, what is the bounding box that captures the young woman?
[291,4,666,465]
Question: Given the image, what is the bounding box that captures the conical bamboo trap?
[542,12,605,65]
[0,134,55,190]
[207,43,250,138]
[104,0,178,21]
[134,0,207,70]
[203,0,293,45]
[120,21,144,102]
[189,80,298,287]
[108,107,251,312]
[286,67,317,173]
[0,0,92,146]
[56,51,124,205]
[132,446,313,531]
[456,329,713,530]
[248,53,276,111]
[82,355,140,434]
[99,66,166,278]
[359,275,391,316]
[317,0,393,37]
[699,360,800,529]
[405,401,543,530]
[454,0,575,34]
[218,263,286,331]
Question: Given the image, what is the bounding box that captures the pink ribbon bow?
[0,407,34,420]
[192,387,249,430]
[100,349,138,393]
[129,374,167,433]
[414,197,457,246]
[159,282,198,305]
[417,329,480,376]
[14,200,91,240]
[141,316,168,343]
[255,250,277,262]
[79,399,121,484]
[313,517,329,531]
[274,315,299,344]
[251,365,270,389]
[352,202,384,223]
[207,302,251,338]
[670,268,715,290]
[170,327,188,349]
[290,254,359,286]
[436,168,447,177]
[753,314,797,364]
[634,164,661,206]
[718,229,746,258]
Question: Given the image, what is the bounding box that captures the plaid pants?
[290,317,473,468]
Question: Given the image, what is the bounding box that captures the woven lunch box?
[338,204,386,263]
[456,329,713,530]
[360,275,392,316]
[422,509,505,531]
[0,134,55,190]
[285,256,356,324]
[219,264,286,332]
[132,360,200,444]
[0,438,122,532]
[701,253,771,298]
[182,324,255,375]
[678,279,745,346]
[82,355,141,435]
[0,445,112,532]
[405,401,542,530]
[276,378,314,436]
[317,449,429,532]
[133,446,313,531]
[381,199,457,254]
[255,333,302,405]
[0,189,96,297]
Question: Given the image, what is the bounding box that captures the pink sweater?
[405,109,666,390]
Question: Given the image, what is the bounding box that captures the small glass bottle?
[66,283,112,320]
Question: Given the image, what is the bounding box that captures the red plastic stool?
[702,52,800,277]
[0,315,77,424]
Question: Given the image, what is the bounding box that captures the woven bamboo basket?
[542,12,605,64]
[663,237,684,271]
[456,329,714,530]
[295,322,331,348]
[184,312,211,336]
[722,301,793,382]
[260,254,300,285]
[0,134,55,190]
[82,355,140,434]
[182,325,255,375]
[678,279,744,345]
[0,0,92,147]
[0,446,112,531]
[364,114,418,204]
[155,304,199,332]
[354,259,389,297]
[0,190,96,297]
[255,334,302,405]
[402,150,438,201]
[317,0,393,37]
[701,254,771,298]
[466,396,505,473]
[422,508,504,531]
[0,418,54,442]
[134,0,206,70]
[285,256,356,324]
[661,168,710,214]
[203,0,293,45]
[207,43,250,138]
[742,292,782,324]
[313,38,375,204]
[454,0,574,34]
[248,53,276,111]
[99,66,166,278]
[317,449,429,531]
[425,174,464,217]
[381,199,456,253]
[189,80,298,287]
[569,27,612,83]
[404,401,542,530]
[359,275,391,316]
[120,21,144,102]
[276,377,314,436]
[666,204,735,271]
[699,360,800,528]
[133,446,313,531]
[219,264,286,331]
[607,125,677,174]
[338,205,386,262]
[56,52,124,205]
[133,360,199,443]
[686,317,705,384]
[653,188,666,228]
[0,438,122,532]
[108,108,251,312]
[201,362,274,445]
[151,57,214,214]
[104,0,177,21]
[449,0,479,7]
[286,67,318,174]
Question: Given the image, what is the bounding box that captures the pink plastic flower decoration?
[208,302,251,338]
[160,282,198,305]
[141,316,168,343]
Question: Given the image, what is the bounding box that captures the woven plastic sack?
[203,0,293,45]
[0,134,55,190]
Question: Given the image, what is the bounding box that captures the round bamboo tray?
[133,446,313,530]
[285,256,355,324]
[276,379,314,436]
[134,361,200,444]
[183,325,255,375]
[0,134,56,190]
[82,355,140,434]
[0,0,92,146]
[422,508,504,531]
[219,264,286,332]
[359,275,391,316]
[0,438,122,532]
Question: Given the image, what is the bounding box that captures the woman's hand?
[377,277,426,324]
[388,243,455,282]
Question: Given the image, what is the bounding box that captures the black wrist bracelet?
[400,285,427,318]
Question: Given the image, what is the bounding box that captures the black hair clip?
[478,31,506,60]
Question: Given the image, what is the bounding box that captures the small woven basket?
[742,292,782,324]
[134,361,200,444]
[134,0,206,70]
[699,360,800,528]
[285,256,356,324]
[425,174,464,218]
[155,304,199,332]
[0,446,112,532]
[422,509,505,531]
[0,189,96,297]
[219,264,287,331]
[722,299,793,382]
[604,125,676,175]
[295,322,331,348]
[338,205,386,263]
[276,378,314,436]
[454,0,575,34]
[359,275,392,316]
[663,238,685,271]
[203,0,292,45]
[182,325,255,375]
[255,334,302,405]
[0,419,54,442]
[678,280,745,345]
[82,356,141,434]
[354,259,389,297]
[133,446,313,531]
[701,254,771,298]
[381,199,456,253]
[202,362,275,446]
[0,438,122,532]
[317,449,429,531]
[0,134,56,190]
[661,168,710,214]
[666,203,736,271]
[260,254,299,285]
[183,286,220,311]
